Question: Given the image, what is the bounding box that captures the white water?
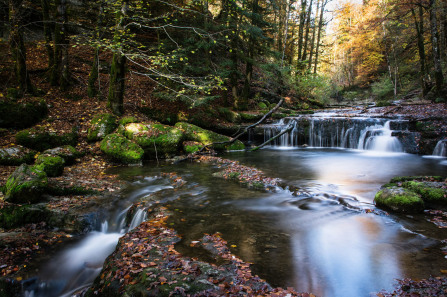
[433,140,447,157]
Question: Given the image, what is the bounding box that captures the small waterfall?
[263,116,406,153]
[433,140,447,157]
[128,208,148,230]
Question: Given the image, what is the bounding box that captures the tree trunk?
[308,0,319,70]
[9,0,32,95]
[411,6,429,96]
[230,2,241,109]
[88,1,105,98]
[41,0,54,70]
[297,0,307,68]
[50,0,70,89]
[108,0,129,115]
[301,0,313,61]
[313,0,326,73]
[429,0,445,97]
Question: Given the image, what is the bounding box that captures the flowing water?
[25,115,447,297]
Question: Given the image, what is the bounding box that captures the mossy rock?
[402,181,447,206]
[389,176,444,183]
[43,145,82,165]
[0,99,48,128]
[258,102,268,110]
[16,127,77,151]
[175,122,244,151]
[4,164,48,204]
[87,113,118,142]
[100,133,144,164]
[35,154,65,177]
[123,123,184,158]
[140,107,179,125]
[0,145,36,165]
[182,141,203,154]
[374,187,424,213]
[217,107,241,123]
[239,112,263,122]
[118,116,138,126]
[0,203,51,229]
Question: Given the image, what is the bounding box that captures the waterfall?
[433,140,447,157]
[263,116,406,153]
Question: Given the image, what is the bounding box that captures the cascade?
[263,116,406,152]
[433,140,447,157]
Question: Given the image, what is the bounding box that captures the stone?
[43,145,82,165]
[4,164,48,204]
[87,113,118,142]
[0,99,48,128]
[123,123,184,158]
[100,133,144,164]
[175,122,245,151]
[0,145,35,165]
[15,127,77,151]
[374,186,424,213]
[35,154,65,177]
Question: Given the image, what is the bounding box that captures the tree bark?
[429,0,445,97]
[411,6,429,96]
[301,0,313,61]
[313,0,326,74]
[308,0,319,70]
[50,0,70,90]
[88,1,105,98]
[108,0,129,115]
[41,0,54,70]
[297,0,307,68]
[9,0,33,95]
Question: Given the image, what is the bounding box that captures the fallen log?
[250,124,294,151]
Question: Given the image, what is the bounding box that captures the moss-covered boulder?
[15,127,77,151]
[87,113,118,142]
[34,154,65,177]
[4,164,48,204]
[175,122,245,151]
[182,141,203,154]
[374,187,425,213]
[100,133,144,164]
[402,181,447,207]
[42,145,82,165]
[123,123,184,158]
[0,203,51,229]
[0,145,35,165]
[0,99,48,128]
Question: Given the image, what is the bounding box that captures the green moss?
[239,112,263,122]
[118,116,138,126]
[228,172,240,179]
[100,133,144,164]
[258,102,268,110]
[35,154,65,177]
[123,123,184,158]
[389,176,443,183]
[0,145,36,165]
[0,99,48,128]
[217,107,241,123]
[87,113,118,142]
[43,145,82,165]
[183,141,203,154]
[16,127,77,151]
[402,181,447,206]
[0,204,51,229]
[374,187,424,213]
[175,122,244,151]
[4,164,48,204]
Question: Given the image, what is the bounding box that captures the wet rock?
[87,113,118,142]
[123,122,184,158]
[15,127,77,151]
[0,203,51,229]
[0,145,35,166]
[34,154,65,177]
[43,145,82,165]
[374,187,425,213]
[402,181,447,207]
[392,131,420,154]
[175,122,245,151]
[100,134,144,165]
[4,164,48,204]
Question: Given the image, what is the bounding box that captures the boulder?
[0,145,35,165]
[123,123,184,158]
[35,154,65,177]
[4,164,48,204]
[15,127,77,151]
[175,122,245,151]
[43,145,82,165]
[402,181,447,207]
[0,203,51,229]
[100,133,144,164]
[0,99,48,128]
[182,141,203,154]
[87,113,118,142]
[374,186,424,213]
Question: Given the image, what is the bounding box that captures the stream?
[25,114,447,297]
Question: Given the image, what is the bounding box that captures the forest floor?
[1,43,447,296]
